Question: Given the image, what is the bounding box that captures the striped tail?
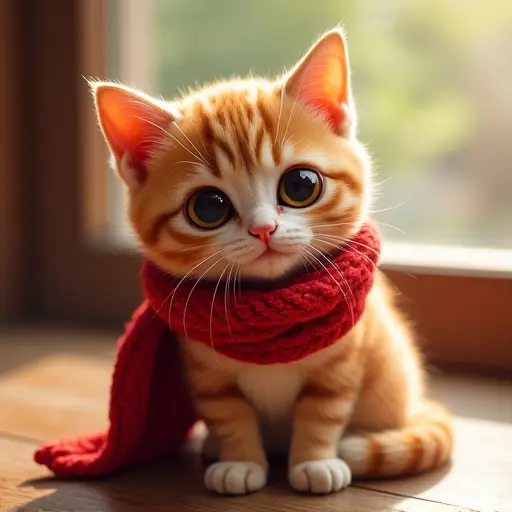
[339,401,454,478]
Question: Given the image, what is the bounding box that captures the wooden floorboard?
[0,327,511,512]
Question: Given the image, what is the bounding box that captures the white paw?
[289,458,352,494]
[205,461,267,495]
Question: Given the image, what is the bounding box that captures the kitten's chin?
[239,251,302,280]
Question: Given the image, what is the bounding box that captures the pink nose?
[248,222,277,242]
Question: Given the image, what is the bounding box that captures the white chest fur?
[236,361,304,452]
[183,338,347,452]
[237,362,303,419]
[232,341,342,417]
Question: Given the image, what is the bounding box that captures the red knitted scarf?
[35,223,380,477]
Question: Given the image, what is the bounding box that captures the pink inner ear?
[302,98,345,132]
[96,85,174,173]
[285,31,350,133]
[300,54,347,129]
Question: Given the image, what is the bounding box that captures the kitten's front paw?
[205,461,267,495]
[289,458,352,494]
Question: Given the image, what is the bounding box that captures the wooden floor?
[0,328,511,512]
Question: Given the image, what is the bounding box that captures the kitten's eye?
[278,168,322,208]
[186,188,232,229]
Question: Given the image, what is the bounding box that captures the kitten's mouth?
[254,247,287,262]
[240,246,301,280]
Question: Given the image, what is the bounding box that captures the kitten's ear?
[283,29,354,137]
[91,82,174,187]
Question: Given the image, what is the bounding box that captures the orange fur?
[93,28,453,495]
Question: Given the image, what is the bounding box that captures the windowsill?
[381,242,512,279]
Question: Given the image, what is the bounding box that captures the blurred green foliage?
[152,0,512,178]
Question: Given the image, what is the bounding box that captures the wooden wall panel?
[0,1,24,323]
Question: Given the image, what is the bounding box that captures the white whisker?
[201,139,212,159]
[316,233,380,257]
[369,201,406,214]
[172,120,210,166]
[313,236,377,271]
[309,221,359,229]
[209,262,230,366]
[302,246,354,325]
[306,244,355,324]
[127,98,209,166]
[173,160,205,167]
[298,248,317,273]
[234,265,243,305]
[373,175,393,188]
[318,235,406,297]
[373,220,406,234]
[224,262,235,341]
[281,70,306,149]
[132,115,203,166]
[165,247,227,328]
[274,87,285,146]
[283,134,305,150]
[177,241,228,253]
[183,256,225,339]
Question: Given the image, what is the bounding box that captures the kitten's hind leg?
[188,421,219,460]
[201,428,219,460]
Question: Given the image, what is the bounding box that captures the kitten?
[92,29,453,495]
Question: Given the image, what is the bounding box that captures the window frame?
[22,0,142,325]
[15,0,512,373]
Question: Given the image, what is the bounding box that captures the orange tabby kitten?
[92,29,453,495]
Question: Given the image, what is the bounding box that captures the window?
[106,0,512,274]
[10,0,509,371]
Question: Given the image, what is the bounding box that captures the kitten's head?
[93,29,372,280]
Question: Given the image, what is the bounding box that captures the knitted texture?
[146,222,381,363]
[34,223,380,477]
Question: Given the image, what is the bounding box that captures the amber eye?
[278,168,322,208]
[186,188,232,229]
